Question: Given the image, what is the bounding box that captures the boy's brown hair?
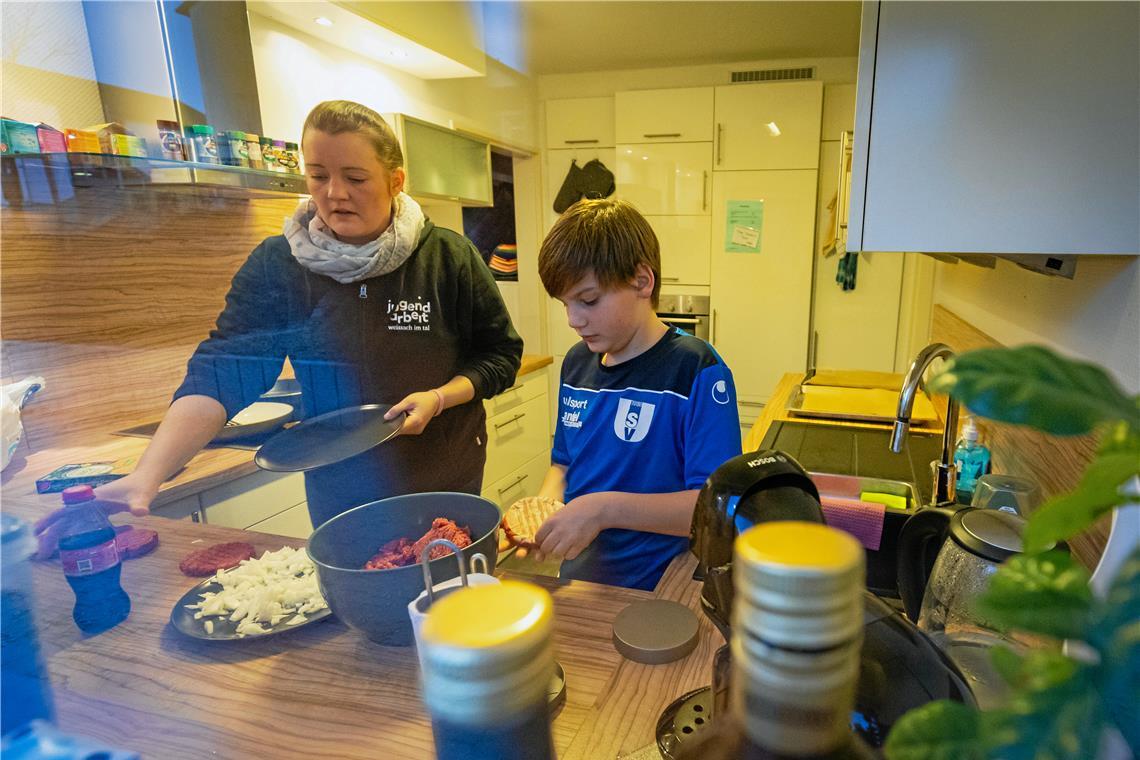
[539,199,662,307]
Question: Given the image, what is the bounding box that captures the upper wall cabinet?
[616,87,714,143]
[713,82,823,171]
[848,1,1140,256]
[387,114,492,206]
[546,97,615,148]
[616,142,712,215]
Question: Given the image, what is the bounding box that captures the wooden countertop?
[743,371,945,453]
[0,494,717,759]
[1,355,554,516]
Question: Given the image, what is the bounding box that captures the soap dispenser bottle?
[953,416,991,503]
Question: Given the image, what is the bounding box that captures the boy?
[527,198,742,590]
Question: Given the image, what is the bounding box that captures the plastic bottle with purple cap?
[57,485,131,633]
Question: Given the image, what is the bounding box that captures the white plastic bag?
[1,376,45,471]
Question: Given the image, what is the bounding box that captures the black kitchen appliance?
[655,450,975,758]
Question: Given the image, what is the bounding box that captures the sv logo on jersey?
[614,399,656,443]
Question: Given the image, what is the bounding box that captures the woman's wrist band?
[431,388,445,417]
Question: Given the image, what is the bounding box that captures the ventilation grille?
[730,67,815,83]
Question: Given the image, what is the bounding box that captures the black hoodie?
[174,220,523,526]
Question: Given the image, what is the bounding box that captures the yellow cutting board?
[788,385,940,424]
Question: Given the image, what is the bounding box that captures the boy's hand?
[532,493,608,562]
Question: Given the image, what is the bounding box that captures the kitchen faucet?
[891,342,960,507]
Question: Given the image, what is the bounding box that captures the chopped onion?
[185,546,327,637]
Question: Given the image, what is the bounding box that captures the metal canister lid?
[951,508,1026,562]
[420,580,554,726]
[612,600,699,664]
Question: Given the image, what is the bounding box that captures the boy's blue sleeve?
[682,362,743,489]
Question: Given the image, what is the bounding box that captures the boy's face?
[556,268,656,357]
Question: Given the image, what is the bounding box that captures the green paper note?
[725,200,764,253]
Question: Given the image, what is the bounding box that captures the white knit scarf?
[283,192,426,283]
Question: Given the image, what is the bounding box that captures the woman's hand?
[531,493,608,562]
[385,390,442,436]
[32,474,156,560]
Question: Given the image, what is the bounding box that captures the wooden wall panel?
[931,304,1108,569]
[1,186,297,450]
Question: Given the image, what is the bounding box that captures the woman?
[36,101,522,554]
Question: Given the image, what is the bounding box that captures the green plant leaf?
[1091,546,1140,753]
[1023,448,1140,552]
[884,700,985,760]
[987,659,1104,760]
[974,551,1093,639]
[927,346,1140,435]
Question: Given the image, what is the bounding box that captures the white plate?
[214,402,294,442]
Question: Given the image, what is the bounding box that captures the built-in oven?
[656,294,710,342]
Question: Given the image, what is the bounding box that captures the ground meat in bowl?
[363,518,472,570]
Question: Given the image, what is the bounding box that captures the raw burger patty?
[179,542,256,576]
[115,526,159,560]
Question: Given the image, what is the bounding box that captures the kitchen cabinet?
[615,87,714,143]
[483,369,550,508]
[848,1,1140,256]
[386,114,493,206]
[713,81,823,171]
[247,502,313,539]
[710,169,818,407]
[652,215,712,286]
[198,470,307,530]
[615,142,711,215]
[546,97,615,148]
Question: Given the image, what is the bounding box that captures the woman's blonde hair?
[539,199,662,307]
[301,100,403,172]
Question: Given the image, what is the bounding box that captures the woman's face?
[302,129,406,245]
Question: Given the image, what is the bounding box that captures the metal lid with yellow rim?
[420,580,555,726]
[732,522,864,650]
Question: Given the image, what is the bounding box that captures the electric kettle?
[896,506,1033,706]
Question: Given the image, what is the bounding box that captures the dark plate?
[254,404,405,473]
[170,576,332,641]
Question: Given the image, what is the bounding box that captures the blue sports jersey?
[552,328,742,590]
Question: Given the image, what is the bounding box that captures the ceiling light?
[766,122,781,137]
[313,16,333,26]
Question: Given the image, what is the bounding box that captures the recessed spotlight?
[314,16,333,26]
[765,121,781,137]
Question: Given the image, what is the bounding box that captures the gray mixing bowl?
[307,492,500,645]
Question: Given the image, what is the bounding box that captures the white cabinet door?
[616,143,712,215]
[713,81,823,171]
[248,503,313,539]
[200,470,307,529]
[616,87,714,143]
[544,147,616,232]
[849,1,1139,255]
[649,215,711,286]
[483,394,550,486]
[710,170,818,404]
[546,97,615,148]
[481,450,552,511]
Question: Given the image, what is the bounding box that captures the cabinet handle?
[644,132,681,139]
[716,123,724,165]
[662,276,680,282]
[712,308,718,344]
[494,412,526,430]
[664,316,700,325]
[702,170,708,210]
[564,139,599,144]
[505,384,523,393]
[498,474,529,495]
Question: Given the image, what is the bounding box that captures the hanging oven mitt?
[578,158,615,200]
[553,159,584,214]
